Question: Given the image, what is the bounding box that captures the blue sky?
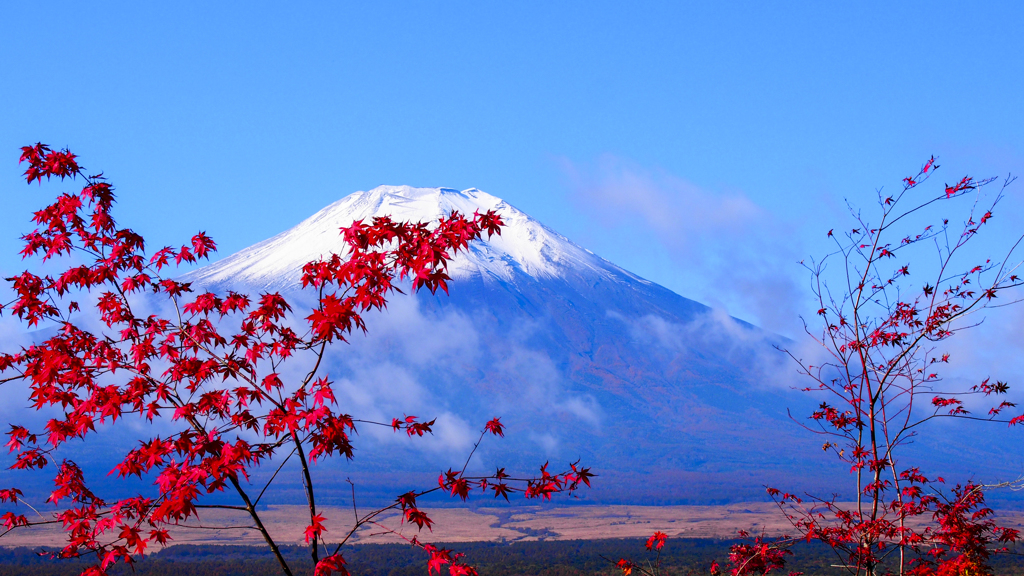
[2,2,1022,335]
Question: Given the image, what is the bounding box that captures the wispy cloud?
[607,308,821,393]
[310,291,602,466]
[561,154,807,336]
[492,342,601,426]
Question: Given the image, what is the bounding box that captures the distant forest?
[1,539,1024,576]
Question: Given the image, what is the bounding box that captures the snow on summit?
[185,185,633,292]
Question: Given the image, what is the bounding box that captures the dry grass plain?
[5,504,1024,549]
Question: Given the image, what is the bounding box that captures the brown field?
[5,504,1024,549]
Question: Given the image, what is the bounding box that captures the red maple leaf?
[485,417,504,437]
[304,513,327,544]
[646,530,667,551]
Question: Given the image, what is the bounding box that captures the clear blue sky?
[2,2,1022,335]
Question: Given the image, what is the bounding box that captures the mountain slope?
[180,186,1015,505]
[178,186,822,503]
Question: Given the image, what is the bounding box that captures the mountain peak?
[184,186,638,293]
[364,185,463,198]
[346,186,506,220]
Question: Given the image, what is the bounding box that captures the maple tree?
[610,160,1024,576]
[724,160,1023,576]
[0,144,593,576]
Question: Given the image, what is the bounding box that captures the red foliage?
[646,531,667,551]
[724,532,793,575]
[611,531,675,576]
[0,144,592,576]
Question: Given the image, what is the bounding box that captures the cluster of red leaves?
[313,553,347,576]
[906,483,1019,576]
[392,415,435,437]
[0,144,591,576]
[646,530,667,551]
[421,543,477,576]
[614,528,696,573]
[611,531,670,576]
[616,558,638,575]
[710,531,796,576]
[387,420,591,545]
[764,471,1018,576]
[437,458,592,504]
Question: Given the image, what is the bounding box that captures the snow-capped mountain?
[178,186,1016,505]
[179,186,809,503]
[186,185,651,291]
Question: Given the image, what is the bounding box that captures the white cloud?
[491,341,602,427]
[561,154,807,337]
[607,308,823,393]
[528,431,559,457]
